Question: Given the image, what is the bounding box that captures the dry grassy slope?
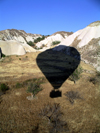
[0,52,100,133]
[0,50,95,84]
[0,52,43,83]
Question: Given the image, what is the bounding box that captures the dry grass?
[0,52,100,133]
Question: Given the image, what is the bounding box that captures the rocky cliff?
[0,29,42,43]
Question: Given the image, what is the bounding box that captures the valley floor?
[0,52,100,133]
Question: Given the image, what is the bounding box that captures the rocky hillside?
[36,31,73,50]
[0,21,100,71]
[59,21,100,71]
[51,31,73,38]
[0,29,42,43]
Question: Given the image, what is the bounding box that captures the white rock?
[0,40,26,55]
[36,34,66,48]
[60,24,100,48]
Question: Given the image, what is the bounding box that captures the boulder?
[0,40,26,55]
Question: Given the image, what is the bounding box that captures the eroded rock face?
[36,31,73,49]
[0,39,37,56]
[0,29,42,43]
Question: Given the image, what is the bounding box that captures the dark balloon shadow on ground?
[36,45,81,98]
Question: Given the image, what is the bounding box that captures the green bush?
[0,83,9,93]
[27,41,35,46]
[27,82,42,97]
[69,66,83,83]
[1,53,6,57]
[34,35,45,43]
[15,82,23,88]
[52,41,61,46]
[26,77,45,97]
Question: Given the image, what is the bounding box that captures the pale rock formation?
[0,40,36,55]
[0,40,26,55]
[36,31,73,49]
[60,21,100,48]
[36,34,64,48]
[0,29,42,43]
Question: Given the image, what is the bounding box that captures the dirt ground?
[0,52,100,133]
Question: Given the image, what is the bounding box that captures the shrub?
[27,82,42,97]
[39,103,69,133]
[1,53,6,57]
[26,77,45,97]
[65,91,82,104]
[34,35,45,43]
[69,66,82,83]
[89,71,100,85]
[27,41,35,46]
[0,83,9,93]
[19,58,21,60]
[52,41,61,46]
[15,82,23,88]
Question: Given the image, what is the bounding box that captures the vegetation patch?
[52,41,61,46]
[0,83,9,94]
[27,81,43,97]
[1,53,6,57]
[26,77,45,97]
[69,66,83,83]
[14,77,46,90]
[65,90,82,104]
[34,35,45,43]
[39,103,69,133]
[89,71,100,85]
[27,41,35,46]
[15,82,23,88]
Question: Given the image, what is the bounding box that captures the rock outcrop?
[0,29,38,55]
[36,31,73,49]
[0,40,26,55]
[0,29,42,43]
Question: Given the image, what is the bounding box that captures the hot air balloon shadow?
[36,45,81,98]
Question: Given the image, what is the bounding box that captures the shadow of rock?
[36,45,81,98]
